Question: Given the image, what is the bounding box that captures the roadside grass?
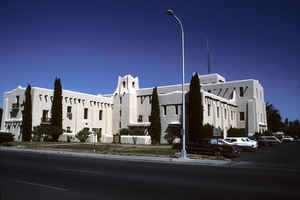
[38,143,178,157]
[1,142,228,160]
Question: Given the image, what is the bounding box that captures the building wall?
[1,73,267,143]
[1,86,113,141]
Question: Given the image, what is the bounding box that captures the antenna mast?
[207,39,211,74]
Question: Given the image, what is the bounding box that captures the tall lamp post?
[167,9,187,159]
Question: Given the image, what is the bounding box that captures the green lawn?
[1,142,178,157]
[1,142,227,160]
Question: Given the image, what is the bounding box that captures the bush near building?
[164,125,181,144]
[227,128,247,137]
[76,128,91,143]
[0,132,14,144]
[32,125,64,141]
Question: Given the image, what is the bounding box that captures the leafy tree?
[188,73,203,142]
[76,128,91,143]
[149,87,161,144]
[51,78,63,141]
[266,103,282,133]
[32,125,64,141]
[22,85,32,141]
[0,108,3,130]
[286,120,300,138]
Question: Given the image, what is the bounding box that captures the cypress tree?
[0,108,3,130]
[149,87,161,144]
[22,85,32,141]
[51,78,63,141]
[188,73,203,142]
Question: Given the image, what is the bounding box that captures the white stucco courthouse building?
[1,73,267,143]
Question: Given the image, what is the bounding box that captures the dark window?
[138,115,143,122]
[120,110,122,117]
[132,82,135,88]
[208,90,211,93]
[99,110,103,120]
[148,115,151,122]
[42,110,48,119]
[67,127,71,133]
[123,81,126,88]
[67,106,72,113]
[149,96,152,104]
[120,97,122,104]
[175,105,178,115]
[231,111,233,120]
[240,87,244,97]
[119,122,121,128]
[140,97,143,104]
[224,109,227,119]
[163,105,167,115]
[16,96,20,105]
[217,107,219,118]
[208,104,211,116]
[84,108,88,119]
[240,112,245,121]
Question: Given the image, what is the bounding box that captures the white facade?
[1,73,267,143]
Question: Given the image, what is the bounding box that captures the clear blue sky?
[0,0,299,121]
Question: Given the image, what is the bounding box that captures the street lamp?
[167,9,187,159]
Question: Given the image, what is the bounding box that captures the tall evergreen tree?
[266,103,282,133]
[22,85,32,141]
[0,108,3,130]
[149,87,161,144]
[51,78,63,141]
[188,72,203,142]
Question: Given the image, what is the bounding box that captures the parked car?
[281,136,294,142]
[257,136,281,146]
[225,137,258,151]
[173,139,240,158]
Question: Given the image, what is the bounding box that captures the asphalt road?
[1,144,300,200]
[235,142,300,168]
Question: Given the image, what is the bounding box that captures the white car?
[281,136,294,142]
[225,137,258,151]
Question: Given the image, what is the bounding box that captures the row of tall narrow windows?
[162,105,179,116]
[41,108,103,121]
[39,94,111,108]
[83,108,103,120]
[206,86,248,98]
[208,104,244,121]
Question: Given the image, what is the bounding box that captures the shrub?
[33,125,64,142]
[132,136,137,145]
[164,125,181,144]
[119,128,129,135]
[227,128,246,137]
[0,132,14,144]
[76,128,91,143]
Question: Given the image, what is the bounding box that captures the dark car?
[257,136,281,147]
[173,139,240,158]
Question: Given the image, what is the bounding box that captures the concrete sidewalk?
[0,146,230,166]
